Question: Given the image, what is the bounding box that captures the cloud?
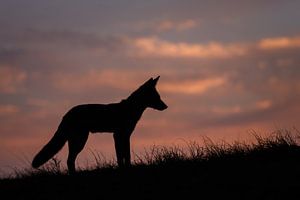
[211,105,242,115]
[160,77,226,95]
[156,19,197,32]
[0,0,300,176]
[0,104,19,116]
[129,35,300,60]
[0,66,27,94]
[52,68,227,96]
[133,19,198,34]
[52,69,148,94]
[258,36,300,50]
[131,37,247,59]
[276,58,294,68]
[0,47,25,64]
[52,69,124,92]
[255,99,272,110]
[26,98,52,108]
[0,29,126,51]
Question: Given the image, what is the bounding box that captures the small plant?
[133,128,300,166]
[89,149,115,170]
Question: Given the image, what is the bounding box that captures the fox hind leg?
[67,130,89,174]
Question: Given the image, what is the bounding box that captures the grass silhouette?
[1,129,300,199]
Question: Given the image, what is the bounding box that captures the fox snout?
[156,100,168,111]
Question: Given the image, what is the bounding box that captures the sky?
[1,0,300,175]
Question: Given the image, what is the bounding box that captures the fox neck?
[124,95,147,120]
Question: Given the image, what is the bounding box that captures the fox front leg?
[113,133,131,167]
[113,133,124,167]
[123,136,131,167]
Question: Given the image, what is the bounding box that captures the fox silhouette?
[32,76,167,173]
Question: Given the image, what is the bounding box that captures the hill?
[1,129,300,200]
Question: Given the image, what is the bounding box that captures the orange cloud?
[259,36,300,50]
[211,105,242,115]
[0,104,19,116]
[130,35,300,59]
[276,58,294,68]
[156,19,197,32]
[132,37,247,59]
[134,19,198,33]
[0,66,27,94]
[53,69,227,96]
[52,69,150,93]
[160,77,226,95]
[255,100,272,110]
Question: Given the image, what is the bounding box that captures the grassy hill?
[1,129,300,200]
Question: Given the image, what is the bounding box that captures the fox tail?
[32,125,68,168]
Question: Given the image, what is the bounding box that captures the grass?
[1,129,300,199]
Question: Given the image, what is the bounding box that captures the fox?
[32,76,167,173]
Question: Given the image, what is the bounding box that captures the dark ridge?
[1,129,300,200]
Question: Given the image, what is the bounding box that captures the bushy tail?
[32,126,68,168]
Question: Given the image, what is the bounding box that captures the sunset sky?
[1,0,300,175]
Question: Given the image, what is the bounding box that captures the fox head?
[129,76,168,111]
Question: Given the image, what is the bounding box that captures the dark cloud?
[0,47,26,65]
[0,28,126,50]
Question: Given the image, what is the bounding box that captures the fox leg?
[113,133,124,167]
[123,136,131,166]
[67,130,89,174]
[113,133,131,167]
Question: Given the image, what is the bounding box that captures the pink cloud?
[276,58,294,68]
[255,99,272,110]
[129,35,300,60]
[0,66,27,94]
[0,104,19,116]
[156,19,198,32]
[134,19,199,33]
[259,36,300,50]
[131,37,247,59]
[52,69,139,93]
[51,68,173,95]
[211,105,242,115]
[1,29,300,175]
[160,77,226,95]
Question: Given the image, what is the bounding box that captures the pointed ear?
[143,77,154,86]
[153,76,160,86]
